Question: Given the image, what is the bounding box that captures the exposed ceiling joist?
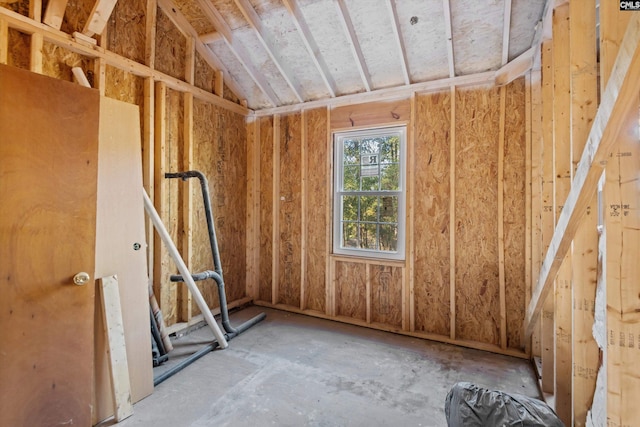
[253,70,495,117]
[386,0,410,85]
[282,0,337,98]
[442,0,455,78]
[82,0,118,37]
[501,0,512,66]
[197,0,280,106]
[335,0,372,92]
[43,0,69,30]
[157,0,246,102]
[233,0,305,103]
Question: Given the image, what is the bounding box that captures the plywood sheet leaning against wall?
[259,116,274,303]
[454,85,501,346]
[503,77,527,349]
[413,90,451,337]
[335,261,367,321]
[93,96,153,424]
[303,107,329,313]
[278,113,302,308]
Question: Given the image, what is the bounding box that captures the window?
[333,126,406,260]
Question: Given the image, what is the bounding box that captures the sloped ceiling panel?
[451,0,504,75]
[508,0,546,61]
[299,0,364,97]
[396,0,450,82]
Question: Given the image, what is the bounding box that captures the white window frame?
[333,126,406,260]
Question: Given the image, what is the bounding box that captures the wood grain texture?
[371,264,403,327]
[93,96,153,423]
[154,5,186,81]
[304,107,328,313]
[42,41,92,82]
[192,99,248,311]
[259,116,274,302]
[454,85,501,346]
[335,261,367,321]
[7,28,29,70]
[0,64,99,427]
[331,98,410,130]
[503,77,527,349]
[413,90,451,336]
[278,113,302,308]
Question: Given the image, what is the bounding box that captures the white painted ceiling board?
[169,0,548,110]
[508,0,546,61]
[395,0,450,82]
[298,0,364,97]
[451,0,504,75]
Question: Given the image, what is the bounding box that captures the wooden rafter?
[501,0,512,66]
[335,0,372,91]
[197,0,280,106]
[233,0,304,103]
[82,0,119,37]
[442,0,455,78]
[282,0,337,98]
[524,12,640,339]
[156,0,247,103]
[43,0,68,30]
[386,0,410,85]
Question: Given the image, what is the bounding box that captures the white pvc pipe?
[142,189,228,349]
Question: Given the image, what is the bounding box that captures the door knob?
[73,272,91,286]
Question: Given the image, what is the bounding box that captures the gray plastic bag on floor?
[444,382,564,427]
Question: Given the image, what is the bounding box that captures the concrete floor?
[112,306,540,427]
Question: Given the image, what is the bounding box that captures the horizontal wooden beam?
[0,6,248,116]
[524,13,640,339]
[495,47,535,86]
[252,71,495,116]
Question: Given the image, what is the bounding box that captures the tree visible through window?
[333,126,406,260]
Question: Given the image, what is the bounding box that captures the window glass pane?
[342,222,358,248]
[343,165,359,191]
[359,196,378,222]
[360,137,380,155]
[342,195,358,221]
[361,175,379,191]
[359,223,378,250]
[343,139,359,165]
[380,136,400,163]
[379,224,397,251]
[380,163,399,190]
[379,196,398,222]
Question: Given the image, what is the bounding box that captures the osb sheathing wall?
[253,80,528,356]
[0,1,249,327]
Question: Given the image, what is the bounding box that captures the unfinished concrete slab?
[113,306,539,426]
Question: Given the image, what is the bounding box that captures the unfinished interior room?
[1,0,639,425]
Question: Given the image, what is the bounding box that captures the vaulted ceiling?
[161,0,547,112]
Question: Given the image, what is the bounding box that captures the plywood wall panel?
[194,51,214,93]
[335,261,367,321]
[42,42,92,82]
[259,116,274,302]
[371,265,403,327]
[59,0,93,35]
[503,78,527,349]
[303,107,328,313]
[158,87,182,324]
[105,65,144,106]
[0,1,29,16]
[191,101,247,311]
[454,85,501,346]
[106,0,147,63]
[155,6,186,81]
[278,113,302,307]
[413,90,451,336]
[7,29,29,70]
